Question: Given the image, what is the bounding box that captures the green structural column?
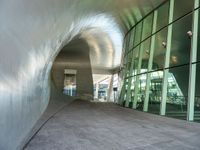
[160,0,174,116]
[125,29,136,107]
[118,42,126,105]
[143,10,158,112]
[132,21,144,109]
[120,67,128,105]
[187,0,199,121]
[132,46,144,109]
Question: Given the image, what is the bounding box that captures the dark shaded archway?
[52,38,94,99]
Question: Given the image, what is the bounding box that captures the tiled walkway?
[25,100,200,150]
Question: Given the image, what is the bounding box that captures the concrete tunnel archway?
[0,1,124,148]
[51,37,94,99]
[2,0,196,149]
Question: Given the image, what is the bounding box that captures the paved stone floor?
[25,100,200,150]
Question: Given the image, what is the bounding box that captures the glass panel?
[133,46,140,76]
[123,53,128,68]
[141,39,151,74]
[130,52,135,77]
[122,78,129,105]
[142,14,153,40]
[136,74,147,111]
[124,64,128,79]
[134,21,143,47]
[127,51,133,77]
[129,28,135,50]
[166,65,189,120]
[153,28,168,70]
[123,58,127,77]
[151,0,166,8]
[139,1,152,15]
[120,69,126,86]
[148,71,164,114]
[130,76,137,105]
[173,0,194,21]
[132,7,143,21]
[195,63,200,122]
[156,1,169,31]
[170,14,192,67]
[125,34,130,54]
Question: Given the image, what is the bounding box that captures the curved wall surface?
[0,0,165,149]
[0,1,122,149]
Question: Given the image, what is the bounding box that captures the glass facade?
[156,1,169,31]
[120,0,200,122]
[173,0,194,21]
[142,14,153,40]
[170,14,192,67]
[134,21,143,47]
[153,28,168,70]
[166,65,189,120]
[148,71,163,114]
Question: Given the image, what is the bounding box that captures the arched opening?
[51,38,94,100]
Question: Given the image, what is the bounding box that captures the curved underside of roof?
[0,0,166,70]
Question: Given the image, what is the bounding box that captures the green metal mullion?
[194,0,200,9]
[119,63,129,105]
[133,22,145,109]
[187,0,199,121]
[160,0,174,116]
[143,10,158,112]
[132,46,144,109]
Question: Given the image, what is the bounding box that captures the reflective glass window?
[134,21,143,47]
[142,14,153,40]
[125,34,130,54]
[122,78,129,104]
[173,0,194,21]
[129,28,135,50]
[166,65,189,120]
[126,51,133,77]
[136,74,147,111]
[148,71,164,114]
[156,1,169,31]
[130,76,137,103]
[170,14,192,67]
[133,46,140,75]
[141,39,151,74]
[153,28,168,70]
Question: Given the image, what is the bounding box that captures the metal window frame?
[143,10,158,112]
